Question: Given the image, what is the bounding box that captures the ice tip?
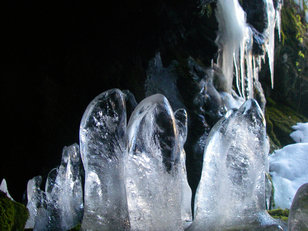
[239,99,266,125]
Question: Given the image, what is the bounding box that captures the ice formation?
[288,183,308,230]
[80,89,130,230]
[25,144,84,230]
[264,0,276,88]
[0,178,14,200]
[215,0,252,98]
[174,108,193,228]
[25,176,44,229]
[290,122,308,143]
[189,99,282,230]
[215,0,282,97]
[269,142,308,209]
[125,94,183,231]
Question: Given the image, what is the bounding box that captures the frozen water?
[125,94,183,231]
[46,144,83,230]
[55,144,83,230]
[189,99,282,230]
[174,108,193,228]
[270,143,308,209]
[31,144,83,230]
[80,89,130,230]
[0,178,13,200]
[215,0,253,98]
[25,176,44,229]
[290,122,308,143]
[288,183,308,231]
[264,0,276,88]
[215,0,282,96]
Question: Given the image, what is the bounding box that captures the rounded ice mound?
[270,142,308,209]
[290,122,308,143]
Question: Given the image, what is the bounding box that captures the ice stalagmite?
[80,89,129,230]
[126,94,183,231]
[32,144,83,231]
[174,108,193,228]
[25,176,44,229]
[288,183,308,231]
[189,99,283,230]
[47,144,83,230]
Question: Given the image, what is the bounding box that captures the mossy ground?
[0,191,29,231]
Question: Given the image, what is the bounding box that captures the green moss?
[265,97,308,152]
[268,208,289,222]
[0,191,29,231]
[69,223,81,231]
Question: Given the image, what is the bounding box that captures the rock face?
[288,183,308,231]
[189,99,282,230]
[125,94,183,230]
[80,89,130,230]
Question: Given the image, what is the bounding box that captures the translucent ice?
[189,99,282,230]
[80,89,130,230]
[25,176,44,229]
[0,178,13,200]
[215,0,253,98]
[174,108,193,228]
[264,0,276,88]
[31,144,83,230]
[269,143,308,209]
[288,183,308,231]
[125,94,183,231]
[47,144,83,230]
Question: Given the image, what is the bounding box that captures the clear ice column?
[126,94,183,231]
[80,89,129,230]
[189,99,283,230]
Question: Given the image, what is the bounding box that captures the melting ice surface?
[126,94,187,230]
[80,89,130,230]
[23,88,306,231]
[26,144,84,230]
[189,99,282,230]
[269,122,308,209]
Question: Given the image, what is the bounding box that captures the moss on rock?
[265,97,308,152]
[268,208,289,222]
[0,191,29,231]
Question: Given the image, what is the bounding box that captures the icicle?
[215,0,249,94]
[275,0,283,41]
[215,0,254,99]
[264,0,276,89]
